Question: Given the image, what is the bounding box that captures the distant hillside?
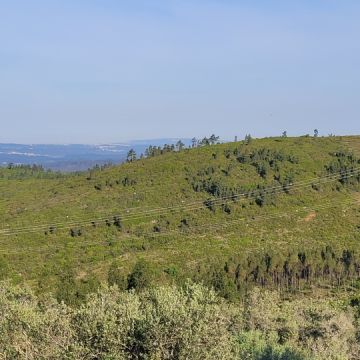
[0,138,191,171]
[0,135,360,299]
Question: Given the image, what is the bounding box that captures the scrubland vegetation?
[1,135,360,358]
[2,281,360,359]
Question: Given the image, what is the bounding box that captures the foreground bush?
[74,283,235,359]
[0,283,79,359]
[0,282,236,359]
[0,281,360,359]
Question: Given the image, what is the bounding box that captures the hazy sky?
[0,0,359,143]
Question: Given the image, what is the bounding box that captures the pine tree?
[126,149,137,162]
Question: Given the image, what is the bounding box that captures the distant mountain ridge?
[0,139,191,171]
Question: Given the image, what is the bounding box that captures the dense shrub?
[1,281,360,359]
[0,282,79,359]
[127,259,154,290]
[0,282,236,359]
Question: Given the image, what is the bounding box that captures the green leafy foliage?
[127,259,153,290]
[1,281,359,359]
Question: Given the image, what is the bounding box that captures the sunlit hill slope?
[0,135,360,299]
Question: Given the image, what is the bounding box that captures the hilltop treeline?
[1,281,360,359]
[130,130,325,161]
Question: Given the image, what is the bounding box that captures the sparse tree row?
[0,164,65,180]
[51,245,360,308]
[103,130,327,166]
[140,135,220,159]
[196,246,360,300]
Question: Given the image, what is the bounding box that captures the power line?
[0,173,349,235]
[0,197,355,254]
[0,147,353,216]
[1,169,359,236]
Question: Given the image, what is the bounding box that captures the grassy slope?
[0,135,360,291]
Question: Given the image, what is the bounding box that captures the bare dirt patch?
[76,270,87,280]
[304,212,316,222]
[355,192,360,204]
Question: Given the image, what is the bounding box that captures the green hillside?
[1,135,360,299]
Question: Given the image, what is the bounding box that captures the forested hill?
[0,135,360,300]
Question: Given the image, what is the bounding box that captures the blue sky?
[0,0,359,143]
